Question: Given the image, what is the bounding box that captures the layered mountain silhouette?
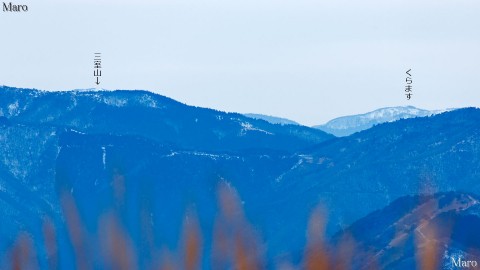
[0,86,478,268]
[313,106,450,136]
[0,86,332,152]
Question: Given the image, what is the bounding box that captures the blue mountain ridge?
[330,192,480,269]
[0,86,333,152]
[0,86,479,269]
[313,106,449,136]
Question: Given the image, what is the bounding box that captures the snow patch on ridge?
[239,122,274,136]
[102,146,106,169]
[8,101,19,116]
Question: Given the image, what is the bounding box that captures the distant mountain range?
[0,86,478,268]
[313,106,451,136]
[244,106,452,137]
[0,86,332,152]
[274,107,480,238]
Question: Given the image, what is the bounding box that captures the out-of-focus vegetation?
[5,182,459,270]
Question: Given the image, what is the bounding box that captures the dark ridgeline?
[331,192,480,269]
[0,86,333,152]
[0,86,479,269]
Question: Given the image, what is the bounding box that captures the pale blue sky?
[1,0,479,125]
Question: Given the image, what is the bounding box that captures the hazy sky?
[1,0,479,125]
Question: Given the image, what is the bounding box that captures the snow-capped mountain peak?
[314,106,453,137]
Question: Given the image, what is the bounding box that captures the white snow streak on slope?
[102,146,106,169]
[240,122,273,135]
